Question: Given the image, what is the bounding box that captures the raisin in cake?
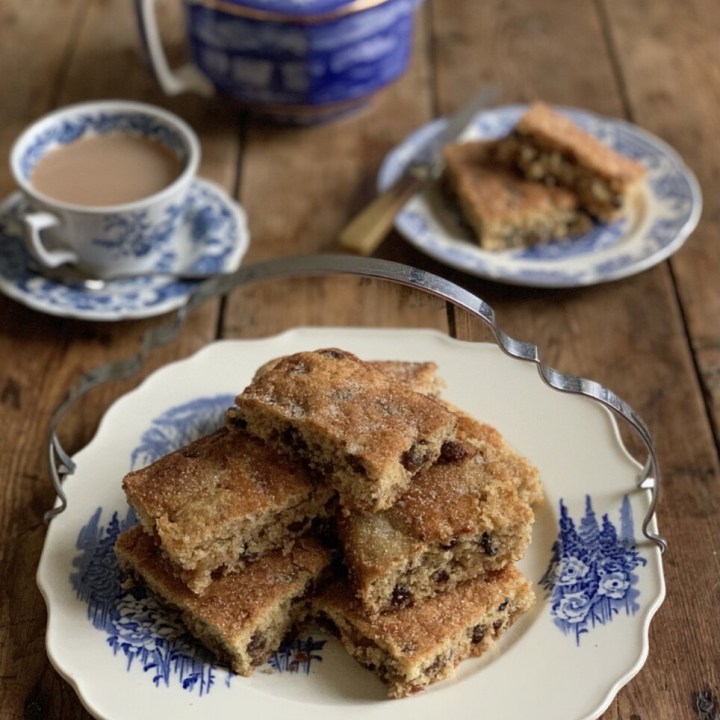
[115,527,331,676]
[313,565,534,698]
[338,420,540,614]
[122,427,334,594]
[226,348,458,513]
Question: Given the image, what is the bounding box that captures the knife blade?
[338,85,499,255]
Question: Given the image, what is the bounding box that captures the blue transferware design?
[131,393,235,469]
[379,105,702,287]
[540,495,646,646]
[268,636,326,674]
[181,0,416,114]
[70,394,326,696]
[72,506,228,695]
[0,178,248,320]
[18,111,188,181]
[92,203,185,260]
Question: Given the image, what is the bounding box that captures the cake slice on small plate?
[443,140,591,251]
[338,413,541,614]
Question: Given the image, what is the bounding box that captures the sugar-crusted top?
[122,427,316,551]
[339,416,539,581]
[452,408,543,506]
[387,438,533,543]
[366,360,445,398]
[255,357,444,398]
[235,349,457,476]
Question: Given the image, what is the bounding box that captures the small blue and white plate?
[37,328,665,720]
[0,178,249,320]
[379,105,701,287]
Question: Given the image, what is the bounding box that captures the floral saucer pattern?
[0,178,249,320]
[379,105,702,287]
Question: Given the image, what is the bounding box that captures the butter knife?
[338,85,499,255]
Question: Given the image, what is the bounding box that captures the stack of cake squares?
[116,426,335,676]
[116,347,542,698]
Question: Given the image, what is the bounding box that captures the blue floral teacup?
[10,100,200,278]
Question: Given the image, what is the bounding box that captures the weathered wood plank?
[421,2,720,718]
[599,0,720,715]
[223,7,450,338]
[0,4,92,716]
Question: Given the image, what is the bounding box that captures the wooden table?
[1,1,718,718]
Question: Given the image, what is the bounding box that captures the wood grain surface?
[0,1,718,718]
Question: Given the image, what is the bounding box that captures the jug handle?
[135,0,214,97]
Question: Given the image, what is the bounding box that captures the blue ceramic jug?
[135,0,420,122]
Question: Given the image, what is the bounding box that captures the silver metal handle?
[45,254,666,553]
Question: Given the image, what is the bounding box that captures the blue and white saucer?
[0,178,250,320]
[378,105,702,287]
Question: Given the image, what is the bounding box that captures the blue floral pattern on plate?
[0,178,249,320]
[378,105,702,287]
[70,394,326,697]
[73,506,229,695]
[540,495,646,645]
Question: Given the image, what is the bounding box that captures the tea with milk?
[31,133,183,206]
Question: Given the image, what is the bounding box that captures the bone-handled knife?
[338,85,500,255]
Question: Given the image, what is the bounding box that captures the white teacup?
[10,100,200,278]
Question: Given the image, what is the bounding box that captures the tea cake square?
[115,527,331,677]
[226,348,459,513]
[122,427,334,595]
[313,565,534,698]
[443,140,591,250]
[338,415,541,614]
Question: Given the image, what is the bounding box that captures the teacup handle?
[135,0,214,97]
[23,212,79,268]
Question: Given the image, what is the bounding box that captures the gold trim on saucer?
[191,0,395,25]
